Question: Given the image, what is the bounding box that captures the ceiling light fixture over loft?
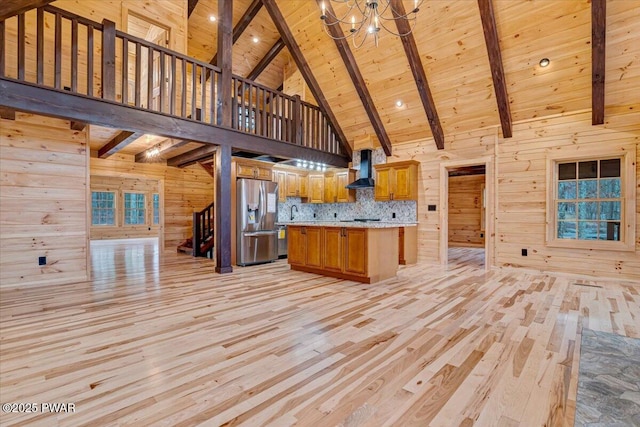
[539,58,550,67]
[209,15,217,22]
[320,0,423,48]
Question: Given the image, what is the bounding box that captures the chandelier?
[320,0,423,48]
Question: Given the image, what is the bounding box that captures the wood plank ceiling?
[87,0,638,160]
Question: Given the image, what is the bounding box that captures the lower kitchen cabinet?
[287,225,398,283]
[399,226,418,265]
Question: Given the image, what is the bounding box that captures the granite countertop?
[276,221,417,228]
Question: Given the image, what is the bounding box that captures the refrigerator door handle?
[244,231,278,237]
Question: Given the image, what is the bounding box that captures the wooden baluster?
[293,95,301,145]
[181,60,186,117]
[17,13,25,80]
[263,89,268,138]
[135,42,141,106]
[248,84,254,133]
[170,55,176,115]
[209,69,215,124]
[147,46,154,110]
[36,8,43,84]
[0,20,4,77]
[200,64,205,121]
[191,62,196,119]
[193,211,200,257]
[54,13,62,89]
[87,25,94,97]
[160,51,166,113]
[121,37,128,104]
[71,18,79,92]
[101,19,116,100]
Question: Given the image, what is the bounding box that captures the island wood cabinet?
[399,226,418,265]
[288,225,398,283]
[374,160,419,201]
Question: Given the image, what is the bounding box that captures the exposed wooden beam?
[167,144,217,168]
[135,139,190,163]
[210,0,263,67]
[0,106,16,120]
[187,0,199,18]
[591,0,606,125]
[98,130,141,158]
[246,38,285,81]
[70,121,86,131]
[0,0,55,21]
[477,0,512,138]
[391,0,444,150]
[0,78,349,167]
[263,0,352,158]
[319,1,392,156]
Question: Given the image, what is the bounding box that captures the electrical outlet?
[480,232,484,238]
[334,212,337,218]
[521,249,528,256]
[392,212,396,219]
[38,256,47,266]
[428,204,436,211]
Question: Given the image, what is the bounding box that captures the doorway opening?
[439,159,493,270]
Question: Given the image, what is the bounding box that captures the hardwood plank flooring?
[0,241,638,426]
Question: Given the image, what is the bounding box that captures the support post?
[215,145,233,273]
[101,19,116,101]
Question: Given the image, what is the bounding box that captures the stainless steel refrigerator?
[236,178,279,266]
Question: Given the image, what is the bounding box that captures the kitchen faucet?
[290,204,298,221]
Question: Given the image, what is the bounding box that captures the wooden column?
[215,145,233,273]
[216,0,233,127]
[591,0,606,125]
[215,0,233,273]
[101,19,116,101]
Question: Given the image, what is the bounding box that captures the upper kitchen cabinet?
[274,170,287,202]
[236,159,273,180]
[335,170,356,203]
[285,171,308,198]
[374,161,419,201]
[324,173,336,203]
[308,174,325,203]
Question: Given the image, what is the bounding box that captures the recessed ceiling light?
[252,37,259,43]
[209,15,217,22]
[539,58,550,67]
[395,100,404,107]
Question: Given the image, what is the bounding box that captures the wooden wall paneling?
[448,175,486,247]
[90,152,214,250]
[0,112,89,287]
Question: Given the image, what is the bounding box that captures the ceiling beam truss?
[246,38,285,82]
[209,0,263,67]
[98,130,141,158]
[135,138,191,163]
[477,0,512,138]
[187,0,199,18]
[262,0,352,158]
[319,1,393,156]
[391,0,445,150]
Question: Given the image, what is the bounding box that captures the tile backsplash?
[277,188,417,223]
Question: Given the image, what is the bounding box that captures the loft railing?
[0,6,345,156]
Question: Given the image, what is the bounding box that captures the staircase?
[177,202,215,258]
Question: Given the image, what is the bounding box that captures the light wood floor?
[1,242,638,426]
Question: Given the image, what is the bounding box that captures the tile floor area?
[575,329,640,426]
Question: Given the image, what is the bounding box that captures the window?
[556,159,621,240]
[91,191,115,225]
[124,193,146,225]
[547,146,635,251]
[153,193,160,225]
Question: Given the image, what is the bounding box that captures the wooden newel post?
[293,95,302,145]
[101,19,116,101]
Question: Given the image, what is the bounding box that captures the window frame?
[123,192,147,226]
[152,193,160,225]
[91,191,116,226]
[545,144,636,252]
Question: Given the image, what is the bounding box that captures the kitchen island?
[286,222,416,283]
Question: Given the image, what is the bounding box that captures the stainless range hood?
[346,149,375,189]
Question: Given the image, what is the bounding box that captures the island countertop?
[277,221,417,228]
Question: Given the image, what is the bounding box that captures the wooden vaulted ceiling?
[85,0,639,161]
